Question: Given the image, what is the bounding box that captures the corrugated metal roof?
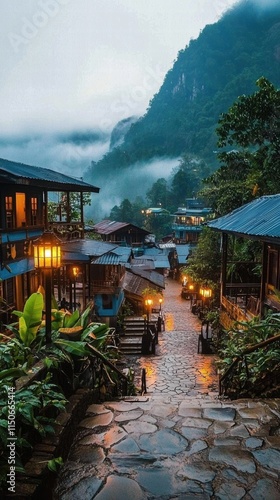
[62,240,117,261]
[176,244,191,264]
[93,220,150,235]
[129,267,165,288]
[207,195,280,240]
[0,157,99,192]
[93,253,122,265]
[123,269,165,297]
[130,258,155,270]
[174,208,212,216]
[93,249,132,265]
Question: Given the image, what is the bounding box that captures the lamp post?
[159,297,163,316]
[72,266,79,310]
[33,231,61,344]
[199,285,212,316]
[145,298,153,324]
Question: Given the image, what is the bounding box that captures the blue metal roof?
[0,157,99,192]
[176,244,191,264]
[62,240,117,262]
[0,258,34,280]
[207,195,280,240]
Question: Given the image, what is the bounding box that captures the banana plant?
[9,293,44,347]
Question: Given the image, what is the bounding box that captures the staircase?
[119,317,145,355]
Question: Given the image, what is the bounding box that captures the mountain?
[86,0,280,203]
[109,116,138,151]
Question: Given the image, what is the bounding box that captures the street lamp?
[33,231,62,344]
[145,298,153,323]
[159,297,163,315]
[199,286,212,315]
[72,266,79,310]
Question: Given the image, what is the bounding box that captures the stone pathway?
[54,279,280,499]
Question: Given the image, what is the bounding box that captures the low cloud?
[89,157,180,220]
[0,131,110,179]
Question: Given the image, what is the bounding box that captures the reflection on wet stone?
[54,280,280,500]
[138,428,188,454]
[94,475,147,500]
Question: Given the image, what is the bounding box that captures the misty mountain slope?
[86,0,280,187]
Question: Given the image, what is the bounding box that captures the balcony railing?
[48,222,84,240]
[221,296,257,323]
[90,276,123,294]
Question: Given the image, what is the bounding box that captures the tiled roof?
[0,157,99,192]
[207,195,280,241]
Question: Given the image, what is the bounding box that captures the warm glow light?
[73,266,79,278]
[200,286,212,298]
[145,298,153,307]
[159,298,163,304]
[33,231,62,269]
[189,284,194,290]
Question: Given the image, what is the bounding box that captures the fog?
[87,157,180,220]
[0,132,110,180]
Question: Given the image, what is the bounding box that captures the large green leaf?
[0,367,26,381]
[54,339,89,357]
[23,293,44,331]
[63,309,80,328]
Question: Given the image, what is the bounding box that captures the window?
[16,193,26,227]
[5,196,13,228]
[31,197,38,225]
[102,294,113,310]
[268,249,278,288]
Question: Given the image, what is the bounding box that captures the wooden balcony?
[220,283,261,329]
[48,222,84,240]
[221,295,257,322]
[90,277,123,295]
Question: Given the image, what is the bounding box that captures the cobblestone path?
[133,278,218,398]
[54,279,280,500]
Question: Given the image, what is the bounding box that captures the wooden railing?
[221,296,256,326]
[48,222,84,240]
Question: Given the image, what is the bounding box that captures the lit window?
[5,196,13,228]
[31,197,38,225]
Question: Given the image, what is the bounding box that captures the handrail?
[219,333,280,395]
[86,342,129,395]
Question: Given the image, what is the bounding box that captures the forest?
[86,0,280,199]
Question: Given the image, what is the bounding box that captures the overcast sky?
[0,0,241,138]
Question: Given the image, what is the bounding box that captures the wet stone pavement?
[54,279,280,499]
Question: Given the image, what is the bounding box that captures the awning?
[0,258,35,280]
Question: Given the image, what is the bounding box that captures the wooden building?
[172,199,212,245]
[0,157,99,325]
[93,220,150,247]
[207,195,280,328]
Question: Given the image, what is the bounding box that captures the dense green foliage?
[109,155,210,238]
[218,313,280,399]
[201,77,280,215]
[86,1,280,188]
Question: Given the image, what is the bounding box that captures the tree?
[201,78,280,215]
[183,227,221,297]
[146,178,170,208]
[170,155,211,208]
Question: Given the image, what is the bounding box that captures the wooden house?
[172,199,212,245]
[207,195,280,328]
[93,220,150,247]
[0,157,99,324]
